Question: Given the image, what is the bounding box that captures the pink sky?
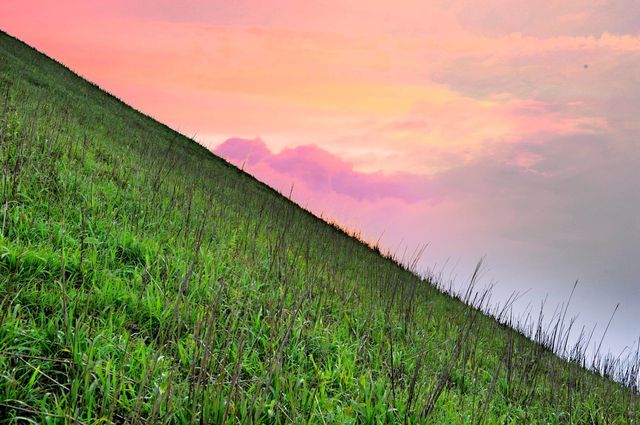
[2,0,639,356]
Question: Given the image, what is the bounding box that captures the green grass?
[0,30,638,424]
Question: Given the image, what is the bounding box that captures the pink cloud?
[215,137,271,166]
[214,138,441,204]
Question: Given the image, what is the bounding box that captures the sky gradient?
[2,1,639,356]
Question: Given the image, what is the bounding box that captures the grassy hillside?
[0,30,638,424]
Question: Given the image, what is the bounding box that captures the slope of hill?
[0,30,637,424]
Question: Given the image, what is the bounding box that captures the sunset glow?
[2,0,639,354]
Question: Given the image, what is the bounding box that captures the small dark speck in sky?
[584,64,589,69]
